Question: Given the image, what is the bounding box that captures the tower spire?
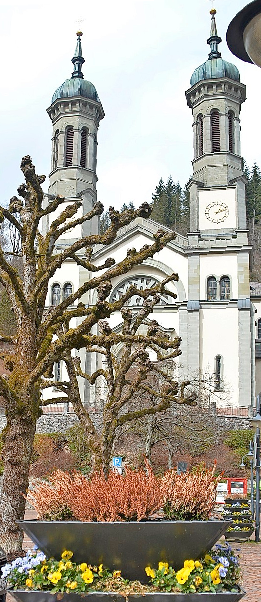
[71,31,85,79]
[207,9,222,60]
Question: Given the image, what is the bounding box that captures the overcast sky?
[0,0,260,210]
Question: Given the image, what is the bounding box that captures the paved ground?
[236,540,261,602]
[6,509,261,602]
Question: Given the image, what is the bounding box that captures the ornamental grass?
[27,462,220,521]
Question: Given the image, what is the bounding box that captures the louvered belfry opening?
[211,110,220,153]
[197,114,204,157]
[65,126,74,166]
[53,130,59,170]
[228,111,234,153]
[80,128,87,167]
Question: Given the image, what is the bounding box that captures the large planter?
[18,520,230,582]
[11,589,246,602]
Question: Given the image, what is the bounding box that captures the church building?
[42,10,256,414]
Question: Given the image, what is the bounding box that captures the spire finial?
[207,9,222,60]
[71,31,85,79]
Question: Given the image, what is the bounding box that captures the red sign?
[227,478,247,495]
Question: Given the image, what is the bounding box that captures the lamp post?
[227,1,261,66]
[250,404,261,542]
[240,442,255,517]
[227,1,261,542]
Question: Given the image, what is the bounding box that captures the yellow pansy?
[28,569,35,576]
[65,561,73,569]
[48,571,62,584]
[194,576,203,586]
[82,568,94,584]
[113,570,121,578]
[98,564,103,575]
[204,554,213,563]
[25,579,33,588]
[211,569,221,585]
[61,550,73,560]
[194,561,201,568]
[158,562,169,574]
[184,560,195,572]
[80,563,88,571]
[176,567,191,584]
[69,581,78,590]
[145,567,156,578]
[59,562,66,571]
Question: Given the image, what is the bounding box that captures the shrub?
[27,463,162,522]
[161,464,220,520]
[27,462,220,522]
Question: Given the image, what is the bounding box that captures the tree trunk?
[0,409,36,558]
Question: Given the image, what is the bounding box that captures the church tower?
[185,9,246,236]
[46,32,104,237]
[181,10,253,410]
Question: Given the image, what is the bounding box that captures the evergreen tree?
[151,177,190,235]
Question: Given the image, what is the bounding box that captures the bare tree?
[0,156,192,557]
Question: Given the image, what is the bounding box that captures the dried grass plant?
[27,463,219,522]
[27,463,162,521]
[161,464,220,520]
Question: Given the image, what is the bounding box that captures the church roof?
[51,32,100,104]
[190,9,240,87]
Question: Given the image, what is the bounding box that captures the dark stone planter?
[18,520,230,583]
[10,589,246,602]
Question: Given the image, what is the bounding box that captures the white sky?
[0,0,260,210]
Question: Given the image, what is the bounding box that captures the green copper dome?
[190,58,240,86]
[51,32,100,104]
[52,78,100,103]
[190,9,240,87]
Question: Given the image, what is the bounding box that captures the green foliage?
[244,161,261,223]
[224,428,253,466]
[65,424,92,475]
[151,176,190,235]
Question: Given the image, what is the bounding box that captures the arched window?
[53,129,59,170]
[228,111,235,153]
[54,361,61,382]
[220,276,230,300]
[207,276,217,301]
[196,114,204,157]
[258,318,261,339]
[65,126,74,166]
[211,110,220,153]
[63,282,73,300]
[51,283,61,306]
[214,354,222,390]
[80,127,87,168]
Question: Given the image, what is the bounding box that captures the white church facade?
[42,10,259,415]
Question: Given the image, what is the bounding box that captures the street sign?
[112,457,122,468]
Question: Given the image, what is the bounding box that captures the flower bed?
[3,544,243,598]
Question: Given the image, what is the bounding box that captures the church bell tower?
[185,9,246,237]
[45,32,104,238]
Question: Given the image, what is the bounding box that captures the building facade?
[43,12,256,413]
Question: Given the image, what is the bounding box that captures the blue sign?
[113,457,122,468]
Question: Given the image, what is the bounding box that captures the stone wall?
[0,413,79,435]
[0,409,252,436]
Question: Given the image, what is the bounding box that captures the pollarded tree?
[0,156,190,558]
[41,297,196,475]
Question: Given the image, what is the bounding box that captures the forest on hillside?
[101,162,261,281]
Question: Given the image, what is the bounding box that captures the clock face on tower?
[198,189,236,230]
[205,201,229,224]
